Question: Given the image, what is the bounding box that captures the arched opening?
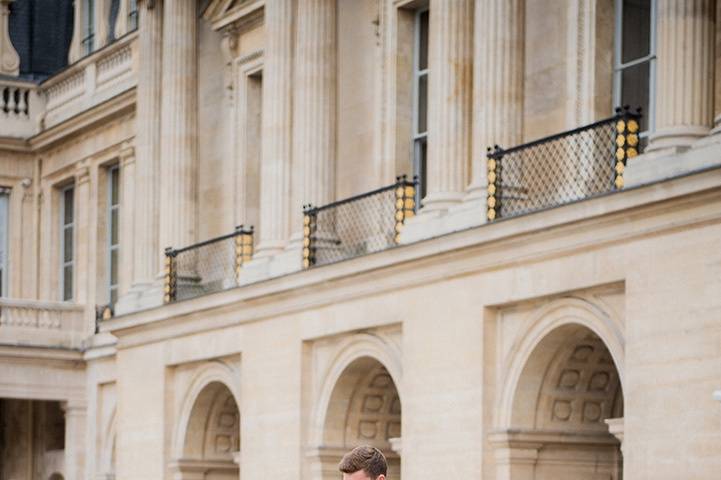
[496,323,624,480]
[174,381,240,480]
[318,356,401,480]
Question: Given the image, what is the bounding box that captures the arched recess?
[310,334,402,480]
[493,297,625,480]
[171,362,240,480]
[97,407,117,479]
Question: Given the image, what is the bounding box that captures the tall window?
[81,0,96,56]
[0,188,9,297]
[413,9,429,207]
[614,0,656,139]
[107,165,120,305]
[128,0,138,31]
[60,185,75,301]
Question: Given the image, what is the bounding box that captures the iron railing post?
[393,175,417,244]
[613,106,642,190]
[302,205,317,269]
[486,145,503,221]
[234,225,254,284]
[163,247,177,304]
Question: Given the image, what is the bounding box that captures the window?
[614,0,656,140]
[60,185,75,301]
[107,165,120,305]
[128,0,138,31]
[413,8,429,207]
[0,188,8,297]
[81,0,96,55]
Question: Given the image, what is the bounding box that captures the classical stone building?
[0,0,720,478]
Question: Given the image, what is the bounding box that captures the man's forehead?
[342,471,373,480]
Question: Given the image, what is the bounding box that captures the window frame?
[613,0,657,139]
[81,0,96,56]
[60,184,75,302]
[0,187,9,297]
[412,7,429,208]
[107,164,120,306]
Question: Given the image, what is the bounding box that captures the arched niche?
[494,323,624,480]
[315,356,401,480]
[172,381,240,480]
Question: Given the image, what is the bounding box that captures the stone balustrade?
[41,32,138,129]
[0,77,42,137]
[0,298,86,349]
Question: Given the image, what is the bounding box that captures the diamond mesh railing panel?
[303,178,417,268]
[164,227,253,303]
[487,109,642,221]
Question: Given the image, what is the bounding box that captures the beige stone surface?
[1,1,721,479]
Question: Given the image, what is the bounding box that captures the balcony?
[40,31,137,130]
[302,176,417,268]
[486,107,643,221]
[164,226,255,303]
[0,299,85,349]
[0,77,43,138]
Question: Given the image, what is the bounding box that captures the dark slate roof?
[8,0,74,82]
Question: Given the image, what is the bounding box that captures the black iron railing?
[163,226,254,303]
[486,106,642,221]
[302,176,418,268]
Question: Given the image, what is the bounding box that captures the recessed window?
[107,165,120,305]
[614,0,656,140]
[128,0,138,31]
[413,8,429,207]
[81,0,96,55]
[60,185,75,301]
[0,188,9,297]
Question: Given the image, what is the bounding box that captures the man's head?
[338,445,387,480]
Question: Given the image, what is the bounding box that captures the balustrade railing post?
[163,247,177,303]
[302,205,317,269]
[613,106,642,190]
[234,225,254,283]
[486,145,503,221]
[393,175,417,244]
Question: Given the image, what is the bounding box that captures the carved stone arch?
[496,296,624,430]
[311,333,402,448]
[172,361,241,460]
[309,333,403,480]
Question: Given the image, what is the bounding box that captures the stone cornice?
[28,88,135,151]
[103,167,721,348]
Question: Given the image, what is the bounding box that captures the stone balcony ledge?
[0,298,86,349]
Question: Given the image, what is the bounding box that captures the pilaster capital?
[119,143,136,166]
[61,400,88,416]
[75,161,91,185]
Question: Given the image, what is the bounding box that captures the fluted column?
[290,0,336,243]
[159,0,197,253]
[466,0,524,200]
[422,0,474,211]
[131,0,162,285]
[63,402,87,480]
[648,0,714,151]
[256,0,294,257]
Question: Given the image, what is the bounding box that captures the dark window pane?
[110,168,119,205]
[415,138,428,203]
[110,287,118,305]
[110,249,119,285]
[63,188,74,224]
[63,265,73,300]
[418,73,428,134]
[64,227,73,263]
[621,60,650,131]
[108,0,119,41]
[111,209,119,245]
[419,10,429,70]
[622,0,651,63]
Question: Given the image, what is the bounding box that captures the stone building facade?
[0,0,720,479]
